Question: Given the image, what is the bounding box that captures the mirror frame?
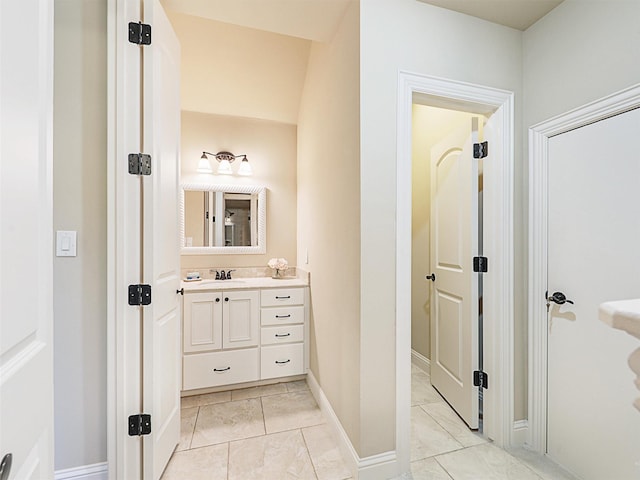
[180,183,267,255]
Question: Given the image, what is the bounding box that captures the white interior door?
[141,1,181,478]
[429,119,479,428]
[547,107,640,480]
[0,0,54,478]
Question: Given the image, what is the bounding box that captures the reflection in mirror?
[180,184,266,255]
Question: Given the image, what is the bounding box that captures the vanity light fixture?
[200,151,252,176]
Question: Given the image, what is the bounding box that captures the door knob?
[546,291,574,306]
[0,453,12,480]
[426,273,436,282]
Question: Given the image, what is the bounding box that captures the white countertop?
[599,299,640,340]
[182,276,308,292]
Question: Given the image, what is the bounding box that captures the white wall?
[360,0,524,455]
[521,0,640,428]
[165,11,310,125]
[297,1,361,453]
[524,0,640,126]
[180,111,298,270]
[53,0,107,470]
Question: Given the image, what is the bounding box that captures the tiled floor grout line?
[187,406,200,450]
[432,455,456,480]
[225,441,230,480]
[299,427,320,480]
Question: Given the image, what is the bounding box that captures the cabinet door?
[184,292,223,352]
[223,290,260,349]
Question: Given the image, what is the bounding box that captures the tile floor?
[162,367,578,480]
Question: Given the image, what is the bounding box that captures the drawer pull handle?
[275,333,291,338]
[213,367,231,372]
[275,359,291,365]
[275,296,291,299]
[275,314,291,318]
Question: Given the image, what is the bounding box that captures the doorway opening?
[396,72,515,473]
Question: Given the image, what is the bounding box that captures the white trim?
[108,0,143,478]
[411,349,430,374]
[512,420,529,447]
[397,71,515,473]
[179,183,267,255]
[306,371,398,480]
[527,83,640,454]
[55,463,108,480]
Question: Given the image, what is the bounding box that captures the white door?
[0,0,54,478]
[141,0,181,478]
[429,118,479,428]
[547,107,640,480]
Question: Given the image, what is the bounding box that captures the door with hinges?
[141,0,182,478]
[115,0,181,477]
[547,107,640,479]
[429,118,481,429]
[0,0,54,478]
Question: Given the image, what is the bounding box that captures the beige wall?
[165,11,310,125]
[180,111,297,270]
[297,2,361,453]
[411,105,477,360]
[361,0,524,454]
[53,0,107,470]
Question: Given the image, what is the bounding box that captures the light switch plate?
[56,230,77,257]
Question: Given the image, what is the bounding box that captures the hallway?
[161,367,577,479]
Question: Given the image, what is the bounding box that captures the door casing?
[396,71,515,473]
[528,82,640,453]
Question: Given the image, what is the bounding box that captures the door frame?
[396,71,515,472]
[528,83,640,453]
[107,0,145,477]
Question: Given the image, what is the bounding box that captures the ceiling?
[416,0,564,31]
[162,0,563,42]
[161,0,353,42]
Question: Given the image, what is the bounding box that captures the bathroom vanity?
[181,276,309,392]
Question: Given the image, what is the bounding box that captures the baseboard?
[512,420,529,446]
[55,462,108,480]
[411,349,430,374]
[306,371,399,479]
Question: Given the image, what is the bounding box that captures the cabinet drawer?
[261,305,304,326]
[261,344,304,380]
[260,288,304,307]
[183,348,259,390]
[261,325,304,345]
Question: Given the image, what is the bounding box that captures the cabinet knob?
[215,297,220,303]
[224,297,229,302]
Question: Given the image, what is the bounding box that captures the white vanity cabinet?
[182,282,308,392]
[260,288,306,380]
[182,289,260,390]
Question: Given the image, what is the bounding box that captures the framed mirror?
[180,183,266,254]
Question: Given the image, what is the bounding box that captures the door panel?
[184,293,223,353]
[141,0,181,478]
[547,107,640,479]
[430,119,479,428]
[223,291,260,349]
[0,0,54,478]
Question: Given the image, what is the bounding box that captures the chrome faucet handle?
[215,270,221,280]
[226,269,236,279]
